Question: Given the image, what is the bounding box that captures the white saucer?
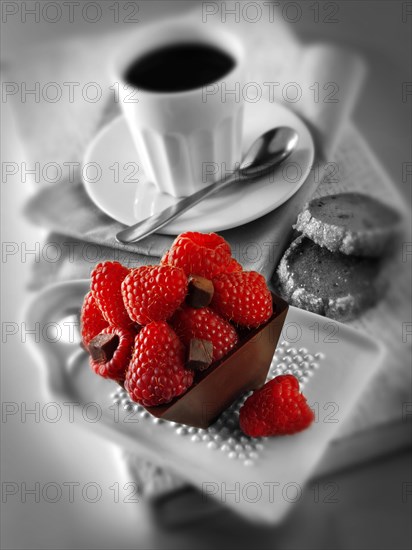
[83,100,314,234]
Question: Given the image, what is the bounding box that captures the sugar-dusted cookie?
[276,236,386,321]
[294,193,402,256]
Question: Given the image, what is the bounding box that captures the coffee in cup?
[112,21,245,197]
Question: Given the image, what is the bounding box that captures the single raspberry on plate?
[80,291,109,347]
[239,375,314,437]
[91,261,133,328]
[161,231,233,279]
[89,326,135,382]
[125,321,194,407]
[171,305,238,362]
[121,265,187,325]
[212,271,273,328]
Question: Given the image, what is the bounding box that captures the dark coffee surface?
[124,43,235,93]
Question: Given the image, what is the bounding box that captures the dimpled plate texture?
[112,341,325,468]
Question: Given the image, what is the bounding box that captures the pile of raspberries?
[81,232,313,437]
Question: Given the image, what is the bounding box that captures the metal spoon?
[116,126,298,244]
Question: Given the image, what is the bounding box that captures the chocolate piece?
[89,333,119,363]
[187,338,214,371]
[186,275,214,308]
[144,292,289,429]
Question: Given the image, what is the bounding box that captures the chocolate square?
[89,333,119,363]
[186,275,214,308]
[187,338,214,371]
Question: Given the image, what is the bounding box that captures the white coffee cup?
[112,21,245,198]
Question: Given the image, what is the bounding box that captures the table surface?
[1,2,411,549]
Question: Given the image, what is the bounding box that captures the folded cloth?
[25,233,161,290]
[24,161,322,283]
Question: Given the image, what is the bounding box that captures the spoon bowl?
[240,127,299,179]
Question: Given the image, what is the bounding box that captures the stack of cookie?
[276,193,403,321]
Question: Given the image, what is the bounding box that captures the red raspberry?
[80,291,109,347]
[239,375,314,437]
[171,306,238,362]
[89,326,135,382]
[161,231,233,279]
[125,322,194,407]
[91,262,133,328]
[225,258,243,273]
[212,271,273,328]
[121,265,187,325]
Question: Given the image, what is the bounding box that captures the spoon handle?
[116,171,239,244]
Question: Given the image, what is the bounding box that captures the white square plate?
[26,280,385,524]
